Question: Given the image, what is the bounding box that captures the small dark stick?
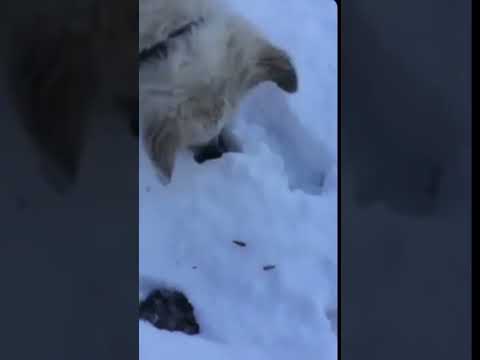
[263,265,276,271]
[232,240,247,247]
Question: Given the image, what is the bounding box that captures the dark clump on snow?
[139,289,200,335]
[192,136,228,163]
[263,265,276,271]
[233,240,247,247]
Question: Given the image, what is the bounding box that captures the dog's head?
[140,7,298,183]
[155,14,298,106]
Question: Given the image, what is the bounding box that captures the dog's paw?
[139,289,200,335]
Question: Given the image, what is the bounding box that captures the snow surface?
[139,0,338,359]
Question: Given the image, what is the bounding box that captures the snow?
[139,0,338,359]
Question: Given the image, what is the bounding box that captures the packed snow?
[139,0,338,359]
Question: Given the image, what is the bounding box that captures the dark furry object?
[139,289,200,335]
[192,131,230,163]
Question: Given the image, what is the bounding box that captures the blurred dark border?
[0,1,138,358]
[340,1,471,359]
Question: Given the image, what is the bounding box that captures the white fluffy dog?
[139,0,298,183]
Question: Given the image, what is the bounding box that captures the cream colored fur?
[139,0,298,183]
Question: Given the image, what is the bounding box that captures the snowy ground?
[139,0,338,359]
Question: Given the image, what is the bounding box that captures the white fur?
[139,0,298,183]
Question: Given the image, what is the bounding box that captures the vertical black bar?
[341,1,471,359]
[0,1,139,358]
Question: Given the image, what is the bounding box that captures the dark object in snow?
[193,142,224,163]
[263,265,276,271]
[192,129,242,164]
[193,132,229,163]
[139,289,200,335]
[233,240,247,247]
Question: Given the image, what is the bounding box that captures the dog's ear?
[143,120,179,184]
[253,44,298,93]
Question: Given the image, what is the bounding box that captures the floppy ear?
[253,44,298,93]
[143,119,180,185]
